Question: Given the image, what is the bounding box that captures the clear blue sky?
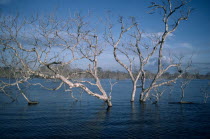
[1,0,210,74]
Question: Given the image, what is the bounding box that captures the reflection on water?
[0,79,210,138]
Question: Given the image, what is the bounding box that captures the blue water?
[0,79,210,138]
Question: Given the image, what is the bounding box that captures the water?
[0,79,210,138]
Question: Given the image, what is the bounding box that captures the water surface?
[0,79,210,138]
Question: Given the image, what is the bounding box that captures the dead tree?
[200,83,210,103]
[107,0,192,102]
[179,76,194,103]
[0,13,113,107]
[105,16,143,102]
[151,87,166,104]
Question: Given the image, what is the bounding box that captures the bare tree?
[151,87,166,104]
[0,13,113,107]
[106,0,192,102]
[179,75,194,103]
[105,16,143,102]
[151,83,175,104]
[200,83,210,103]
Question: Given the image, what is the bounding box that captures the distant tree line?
[1,66,209,80]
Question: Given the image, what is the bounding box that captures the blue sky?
[0,0,210,74]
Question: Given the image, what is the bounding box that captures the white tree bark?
[0,13,112,107]
[107,0,191,102]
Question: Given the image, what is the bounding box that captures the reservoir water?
[0,78,210,138]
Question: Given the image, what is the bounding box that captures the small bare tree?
[0,13,113,107]
[151,87,167,104]
[106,0,192,102]
[200,83,210,103]
[179,74,194,103]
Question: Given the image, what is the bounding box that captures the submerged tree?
[179,75,194,103]
[106,0,192,102]
[200,83,210,103]
[0,13,114,107]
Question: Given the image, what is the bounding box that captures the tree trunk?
[131,81,137,102]
[143,93,149,102]
[180,87,184,102]
[57,74,112,106]
[140,92,144,102]
[140,90,150,102]
[106,99,112,107]
[20,91,30,103]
